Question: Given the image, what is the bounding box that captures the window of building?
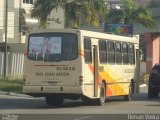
[84,37,92,63]
[99,40,107,63]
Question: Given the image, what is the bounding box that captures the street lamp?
[4,0,8,77]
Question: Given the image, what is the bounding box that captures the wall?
[0,52,24,76]
[145,33,160,73]
[1,0,21,43]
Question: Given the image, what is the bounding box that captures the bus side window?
[107,41,115,64]
[115,42,122,64]
[84,37,92,63]
[128,44,135,64]
[99,39,107,63]
[122,43,128,64]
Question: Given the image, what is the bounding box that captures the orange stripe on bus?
[88,64,113,96]
[88,64,129,96]
[106,85,113,96]
[79,51,84,57]
[88,64,94,74]
[88,64,104,83]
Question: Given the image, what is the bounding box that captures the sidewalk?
[0,91,31,98]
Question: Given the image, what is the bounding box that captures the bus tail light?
[79,76,84,85]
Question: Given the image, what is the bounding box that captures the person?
[42,37,52,61]
[43,37,52,53]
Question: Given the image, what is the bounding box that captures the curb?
[0,91,31,98]
[0,91,9,95]
[9,92,32,98]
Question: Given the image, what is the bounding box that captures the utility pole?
[4,0,8,77]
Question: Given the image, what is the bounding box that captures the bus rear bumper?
[23,85,83,95]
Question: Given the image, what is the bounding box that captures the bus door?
[93,45,99,97]
[135,49,140,93]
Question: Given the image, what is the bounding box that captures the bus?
[23,29,140,106]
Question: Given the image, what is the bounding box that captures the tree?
[106,0,156,30]
[31,0,107,28]
[65,0,107,28]
[31,0,67,28]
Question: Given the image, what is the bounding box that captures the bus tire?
[131,79,135,94]
[124,85,132,101]
[96,82,106,106]
[46,96,64,106]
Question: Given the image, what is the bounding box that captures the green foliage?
[31,0,107,28]
[31,0,68,28]
[31,0,156,30]
[107,0,156,30]
[107,9,123,24]
[0,78,23,93]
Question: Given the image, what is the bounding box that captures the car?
[148,64,160,99]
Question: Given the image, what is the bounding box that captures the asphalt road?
[0,86,160,120]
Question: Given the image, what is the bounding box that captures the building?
[0,0,66,54]
[0,0,35,53]
[0,0,36,76]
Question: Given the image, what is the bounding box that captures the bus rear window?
[28,33,78,61]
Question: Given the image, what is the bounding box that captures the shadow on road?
[0,93,159,109]
[0,97,46,109]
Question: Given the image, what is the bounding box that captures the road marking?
[72,116,92,120]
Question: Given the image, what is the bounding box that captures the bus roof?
[26,29,139,44]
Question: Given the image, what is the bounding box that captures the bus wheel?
[124,86,132,101]
[96,82,106,106]
[46,96,64,106]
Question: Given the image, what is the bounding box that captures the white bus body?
[23,29,139,106]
